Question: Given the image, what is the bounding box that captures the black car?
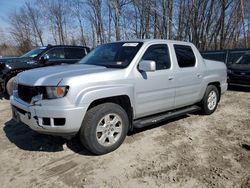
[0,45,90,96]
[201,49,250,87]
[227,53,250,86]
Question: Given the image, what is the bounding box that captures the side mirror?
[40,54,49,62]
[138,60,156,72]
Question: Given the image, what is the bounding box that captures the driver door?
[42,47,67,65]
[134,44,175,118]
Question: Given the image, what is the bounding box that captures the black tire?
[80,103,129,155]
[6,77,16,96]
[201,85,219,115]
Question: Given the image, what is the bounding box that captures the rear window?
[174,45,196,68]
[64,48,86,59]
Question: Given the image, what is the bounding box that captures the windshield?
[79,42,143,68]
[21,47,46,58]
[235,54,250,64]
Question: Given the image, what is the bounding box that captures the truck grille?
[18,84,40,103]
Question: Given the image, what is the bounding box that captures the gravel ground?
[0,85,249,188]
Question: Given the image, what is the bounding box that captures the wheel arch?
[207,81,221,102]
[86,95,134,131]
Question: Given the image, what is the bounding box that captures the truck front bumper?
[10,95,87,138]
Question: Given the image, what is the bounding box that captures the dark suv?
[201,49,250,87]
[0,45,90,96]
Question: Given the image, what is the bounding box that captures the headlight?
[45,86,69,99]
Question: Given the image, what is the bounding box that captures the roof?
[47,45,89,48]
[41,45,90,49]
[109,39,193,46]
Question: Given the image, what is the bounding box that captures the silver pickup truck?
[10,39,227,154]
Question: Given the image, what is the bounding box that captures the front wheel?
[79,103,129,155]
[201,85,219,115]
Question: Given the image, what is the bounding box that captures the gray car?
[10,39,227,154]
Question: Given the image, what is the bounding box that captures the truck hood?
[0,57,20,62]
[17,64,111,86]
[0,57,32,64]
[0,57,36,70]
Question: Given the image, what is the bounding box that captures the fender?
[75,84,135,110]
[199,74,225,100]
[198,60,227,100]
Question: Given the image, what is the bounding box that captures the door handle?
[168,76,174,80]
[197,73,202,78]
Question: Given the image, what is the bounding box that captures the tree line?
[1,0,250,54]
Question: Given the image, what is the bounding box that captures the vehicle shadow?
[4,114,194,155]
[3,119,93,156]
[228,85,250,92]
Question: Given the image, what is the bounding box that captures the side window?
[64,48,86,59]
[46,48,65,59]
[141,44,171,70]
[236,53,250,64]
[174,45,196,68]
[228,51,247,64]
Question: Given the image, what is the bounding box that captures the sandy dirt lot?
[0,86,249,188]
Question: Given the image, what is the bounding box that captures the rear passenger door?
[173,44,203,108]
[134,44,175,118]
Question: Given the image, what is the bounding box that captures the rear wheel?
[80,103,129,155]
[6,77,16,96]
[201,85,219,115]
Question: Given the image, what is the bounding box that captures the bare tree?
[9,9,33,53]
[40,0,70,45]
[0,27,6,45]
[108,0,131,40]
[25,2,44,46]
[87,0,105,45]
[70,0,87,46]
[4,0,250,51]
[240,0,248,47]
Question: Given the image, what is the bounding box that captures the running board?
[133,105,201,129]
